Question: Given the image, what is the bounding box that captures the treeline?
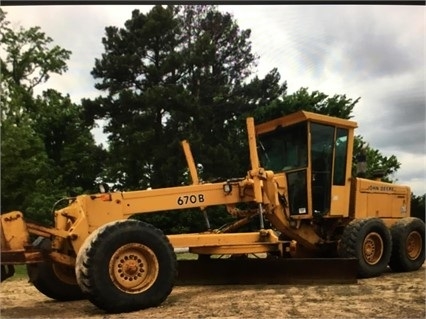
[1,6,423,231]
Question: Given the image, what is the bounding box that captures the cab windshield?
[258,122,308,172]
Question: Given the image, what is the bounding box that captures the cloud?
[314,6,423,81]
[4,5,153,102]
[393,152,426,195]
[353,69,425,155]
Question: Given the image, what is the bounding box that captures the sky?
[2,4,425,196]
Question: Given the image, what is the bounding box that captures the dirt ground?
[1,264,425,319]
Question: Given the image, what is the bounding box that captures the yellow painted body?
[1,212,29,251]
[0,110,412,266]
[350,177,411,224]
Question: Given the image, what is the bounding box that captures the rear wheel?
[389,217,425,272]
[75,219,176,313]
[27,237,84,301]
[338,218,392,278]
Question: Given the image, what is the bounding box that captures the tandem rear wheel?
[338,217,425,278]
[338,218,392,278]
[389,217,425,272]
[75,219,177,313]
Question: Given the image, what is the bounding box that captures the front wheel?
[389,217,425,272]
[27,237,84,301]
[338,218,392,278]
[75,219,177,313]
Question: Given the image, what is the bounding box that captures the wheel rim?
[362,232,384,265]
[406,231,422,260]
[109,243,159,294]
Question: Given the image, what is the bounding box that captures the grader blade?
[176,258,358,285]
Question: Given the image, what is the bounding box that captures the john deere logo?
[367,185,395,192]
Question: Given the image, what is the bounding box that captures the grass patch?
[175,252,267,260]
[4,264,28,280]
[176,252,198,260]
[14,265,28,277]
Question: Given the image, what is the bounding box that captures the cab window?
[258,122,308,172]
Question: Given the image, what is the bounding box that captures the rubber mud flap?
[176,258,358,285]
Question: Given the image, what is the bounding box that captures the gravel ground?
[1,263,425,319]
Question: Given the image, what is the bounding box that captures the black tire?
[338,218,392,278]
[75,219,177,313]
[389,217,425,272]
[26,237,85,301]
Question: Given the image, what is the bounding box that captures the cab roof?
[255,110,358,135]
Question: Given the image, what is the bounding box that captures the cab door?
[310,123,335,214]
[329,128,352,217]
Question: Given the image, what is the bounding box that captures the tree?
[352,135,401,182]
[0,114,53,223]
[84,5,284,191]
[33,89,107,195]
[1,9,104,224]
[252,87,358,123]
[173,5,260,181]
[411,194,425,222]
[0,9,71,103]
[84,5,185,190]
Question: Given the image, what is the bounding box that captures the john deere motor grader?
[1,110,424,313]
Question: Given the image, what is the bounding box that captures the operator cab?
[256,111,357,218]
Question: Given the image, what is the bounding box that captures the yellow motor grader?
[1,110,424,313]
